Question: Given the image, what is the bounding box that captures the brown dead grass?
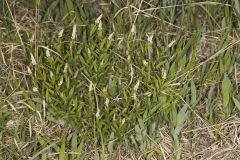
[181,116,240,160]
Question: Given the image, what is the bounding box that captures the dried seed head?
[71,24,77,40]
[133,92,137,100]
[33,87,38,92]
[134,80,140,91]
[27,66,32,75]
[162,68,167,80]
[122,118,125,124]
[30,53,36,65]
[95,14,103,30]
[50,71,53,78]
[46,48,50,57]
[130,24,136,35]
[59,29,64,38]
[147,34,154,44]
[108,32,114,40]
[89,81,93,92]
[95,14,103,24]
[63,63,68,73]
[58,77,63,86]
[105,98,110,106]
[142,60,148,66]
[96,108,100,118]
[168,40,176,48]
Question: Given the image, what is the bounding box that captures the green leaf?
[232,97,240,111]
[108,77,117,96]
[76,140,85,158]
[175,105,189,136]
[176,106,188,126]
[43,0,59,20]
[191,80,197,106]
[221,74,232,115]
[59,137,66,160]
[66,0,74,12]
[30,142,57,160]
[71,131,78,159]
[107,132,115,153]
[36,134,47,160]
[69,87,75,97]
[220,59,224,75]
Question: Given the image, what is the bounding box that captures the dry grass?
[181,116,240,159]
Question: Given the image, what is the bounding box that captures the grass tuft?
[0,0,240,159]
